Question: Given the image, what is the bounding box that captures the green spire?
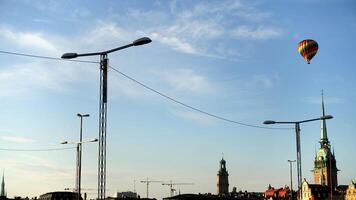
[320,90,329,147]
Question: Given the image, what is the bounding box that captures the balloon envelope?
[298,39,318,64]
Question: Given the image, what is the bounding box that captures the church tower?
[313,93,338,191]
[217,157,229,195]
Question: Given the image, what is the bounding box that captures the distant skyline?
[0,0,356,199]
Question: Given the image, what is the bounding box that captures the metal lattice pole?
[98,54,108,200]
[295,123,302,200]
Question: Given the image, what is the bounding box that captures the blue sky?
[0,0,356,199]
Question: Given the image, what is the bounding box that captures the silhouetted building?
[163,193,263,200]
[117,192,138,199]
[39,192,80,200]
[312,94,338,192]
[217,158,229,195]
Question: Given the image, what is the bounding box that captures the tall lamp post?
[287,159,296,200]
[61,138,98,200]
[61,37,152,200]
[263,115,333,200]
[77,113,90,200]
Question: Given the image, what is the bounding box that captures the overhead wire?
[0,50,291,130]
[0,147,76,152]
[109,66,289,130]
[0,50,99,64]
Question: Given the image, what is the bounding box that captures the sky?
[0,0,356,199]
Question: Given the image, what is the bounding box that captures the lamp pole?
[288,160,296,200]
[61,37,152,200]
[264,115,333,200]
[61,137,98,200]
[77,113,90,200]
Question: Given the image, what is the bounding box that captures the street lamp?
[287,160,296,200]
[77,113,90,200]
[263,115,333,200]
[61,37,151,200]
[61,138,98,200]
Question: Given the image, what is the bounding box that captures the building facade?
[346,181,356,200]
[217,158,229,195]
[312,94,338,192]
[301,179,328,200]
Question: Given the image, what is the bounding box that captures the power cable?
[0,147,76,152]
[0,50,99,64]
[109,66,290,130]
[0,50,291,130]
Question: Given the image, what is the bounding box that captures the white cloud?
[0,60,95,98]
[0,136,36,143]
[232,26,282,40]
[84,22,131,46]
[154,69,213,93]
[0,27,60,54]
[151,32,199,55]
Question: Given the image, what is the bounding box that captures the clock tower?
[217,158,229,195]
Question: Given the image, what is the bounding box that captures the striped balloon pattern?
[298,39,318,64]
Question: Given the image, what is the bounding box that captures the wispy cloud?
[127,0,282,59]
[0,136,36,143]
[171,110,217,125]
[154,69,213,93]
[0,26,60,54]
[151,33,199,55]
[232,26,283,40]
[245,74,278,89]
[0,60,96,98]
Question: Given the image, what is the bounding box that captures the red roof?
[265,187,290,198]
[278,188,290,198]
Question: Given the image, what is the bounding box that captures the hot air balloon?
[298,39,318,64]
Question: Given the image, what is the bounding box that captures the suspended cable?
[0,50,99,64]
[0,147,76,152]
[0,50,291,130]
[109,66,290,130]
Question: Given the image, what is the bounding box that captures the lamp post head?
[77,113,90,117]
[90,138,98,143]
[321,115,333,120]
[61,141,68,144]
[61,53,78,59]
[263,120,276,125]
[132,37,152,46]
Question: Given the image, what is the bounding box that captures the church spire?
[1,170,5,197]
[320,90,329,147]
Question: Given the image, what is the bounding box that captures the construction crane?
[140,178,162,198]
[162,181,194,197]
